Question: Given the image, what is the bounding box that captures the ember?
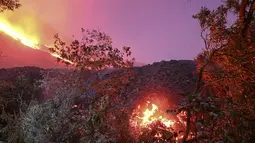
[129,94,187,142]
[131,101,175,128]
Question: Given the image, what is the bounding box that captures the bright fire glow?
[0,20,39,49]
[130,101,176,133]
[138,101,175,128]
[50,53,74,64]
[0,19,73,64]
[130,99,187,142]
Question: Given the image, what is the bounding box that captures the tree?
[49,28,134,71]
[193,0,255,121]
[175,0,255,142]
[19,29,136,142]
[0,0,21,12]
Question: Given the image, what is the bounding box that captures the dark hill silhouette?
[0,60,197,103]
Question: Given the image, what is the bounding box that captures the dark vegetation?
[0,60,196,142]
[0,0,20,12]
[0,0,254,142]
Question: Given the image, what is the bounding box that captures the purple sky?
[21,0,222,64]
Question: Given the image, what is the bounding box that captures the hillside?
[0,59,197,142]
[0,59,197,103]
[122,60,197,107]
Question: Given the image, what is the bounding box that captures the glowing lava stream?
[0,22,39,49]
[0,21,73,64]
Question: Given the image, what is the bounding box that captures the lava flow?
[0,16,73,64]
[0,20,39,49]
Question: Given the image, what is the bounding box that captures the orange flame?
[130,99,187,142]
[137,101,175,128]
[0,19,39,49]
[50,53,74,64]
[130,101,176,134]
[0,17,73,65]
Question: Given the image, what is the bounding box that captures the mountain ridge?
[0,59,197,103]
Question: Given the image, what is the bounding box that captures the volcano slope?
[0,59,197,102]
[0,60,197,142]
[118,60,197,108]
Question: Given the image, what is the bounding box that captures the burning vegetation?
[129,95,187,143]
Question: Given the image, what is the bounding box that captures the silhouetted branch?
[241,0,255,36]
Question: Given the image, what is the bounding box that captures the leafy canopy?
[49,28,134,71]
[178,0,255,142]
[0,0,21,12]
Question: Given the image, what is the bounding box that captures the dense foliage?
[15,29,136,142]
[0,0,20,12]
[174,0,255,142]
[0,68,43,142]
